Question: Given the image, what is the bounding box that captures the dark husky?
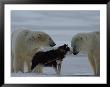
[31,44,70,75]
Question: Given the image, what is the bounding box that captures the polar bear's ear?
[24,30,30,37]
[37,34,42,39]
[79,36,83,40]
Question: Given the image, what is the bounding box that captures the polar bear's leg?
[35,65,43,73]
[37,65,43,73]
[13,65,19,73]
[13,56,18,73]
[88,52,96,76]
[96,62,100,76]
[11,51,14,73]
[13,54,21,73]
[20,56,25,73]
[26,57,32,72]
[95,61,100,76]
[35,66,39,72]
[13,54,24,73]
[38,66,43,73]
[94,55,100,76]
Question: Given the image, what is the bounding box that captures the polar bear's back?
[89,31,100,49]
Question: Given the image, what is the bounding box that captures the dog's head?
[58,44,70,54]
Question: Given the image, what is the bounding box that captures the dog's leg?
[56,60,62,75]
[57,63,61,75]
[53,62,59,75]
[53,67,58,74]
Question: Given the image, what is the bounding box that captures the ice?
[11,54,94,77]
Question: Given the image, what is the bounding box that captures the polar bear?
[12,29,56,73]
[71,31,100,76]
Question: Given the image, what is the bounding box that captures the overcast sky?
[11,10,100,32]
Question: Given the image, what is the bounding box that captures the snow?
[11,54,94,77]
[11,10,99,77]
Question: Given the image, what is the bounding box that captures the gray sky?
[11,10,100,32]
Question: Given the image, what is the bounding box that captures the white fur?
[12,29,55,73]
[71,31,100,76]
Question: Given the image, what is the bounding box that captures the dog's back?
[31,49,57,70]
[31,44,70,71]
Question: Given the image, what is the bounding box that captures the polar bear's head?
[71,33,88,55]
[26,31,56,47]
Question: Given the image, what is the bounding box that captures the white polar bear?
[71,31,100,76]
[11,29,56,73]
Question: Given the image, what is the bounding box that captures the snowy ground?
[11,54,94,77]
[11,10,99,77]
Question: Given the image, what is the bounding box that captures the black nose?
[50,43,56,47]
[53,43,56,46]
[73,48,79,55]
[72,46,79,55]
[73,51,79,55]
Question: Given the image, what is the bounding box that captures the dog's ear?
[64,44,67,47]
[65,44,68,47]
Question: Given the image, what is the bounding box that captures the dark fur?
[31,44,70,74]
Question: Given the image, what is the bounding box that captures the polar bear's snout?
[71,31,100,76]
[49,37,56,47]
[73,49,79,55]
[50,42,56,47]
[72,46,79,55]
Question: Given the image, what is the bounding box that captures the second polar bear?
[71,31,100,76]
[12,29,56,73]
